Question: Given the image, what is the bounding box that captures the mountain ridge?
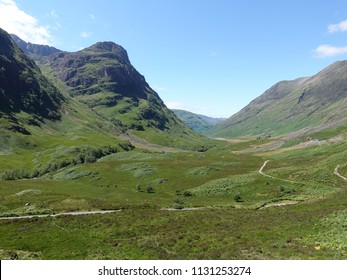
[10,34,62,58]
[209,60,347,138]
[4,31,205,150]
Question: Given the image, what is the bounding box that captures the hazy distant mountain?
[209,61,347,137]
[10,34,61,58]
[173,109,225,134]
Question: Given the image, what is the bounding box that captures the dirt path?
[258,160,274,178]
[160,207,208,211]
[334,165,347,181]
[0,210,120,220]
[258,160,297,184]
[257,160,300,210]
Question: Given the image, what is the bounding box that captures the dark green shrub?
[234,194,243,202]
[183,191,193,197]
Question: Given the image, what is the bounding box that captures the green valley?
[1,28,347,260]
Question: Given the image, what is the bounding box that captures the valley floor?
[1,135,347,260]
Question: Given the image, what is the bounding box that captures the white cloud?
[80,31,92,39]
[0,0,53,44]
[314,44,347,58]
[89,14,96,21]
[328,19,347,33]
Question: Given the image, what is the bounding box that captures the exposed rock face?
[47,42,148,99]
[6,34,201,146]
[42,41,181,131]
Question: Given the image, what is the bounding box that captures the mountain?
[0,29,64,121]
[172,109,225,134]
[40,41,203,145]
[8,34,205,150]
[10,34,61,58]
[209,61,347,138]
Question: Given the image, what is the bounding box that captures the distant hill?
[209,61,347,138]
[10,34,61,58]
[172,109,225,134]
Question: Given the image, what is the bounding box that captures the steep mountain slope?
[39,41,203,148]
[0,28,64,120]
[173,109,225,134]
[7,33,205,150]
[209,61,347,137]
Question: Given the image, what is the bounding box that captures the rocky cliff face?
[42,41,183,131]
[48,42,148,100]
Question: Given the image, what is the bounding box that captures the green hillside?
[172,109,224,134]
[37,41,204,149]
[209,61,347,137]
[0,29,64,120]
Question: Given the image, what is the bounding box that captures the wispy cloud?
[50,9,59,18]
[89,14,96,21]
[80,31,92,39]
[328,19,347,33]
[314,44,347,58]
[0,0,53,45]
[166,101,186,110]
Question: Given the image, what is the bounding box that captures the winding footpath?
[259,160,347,185]
[0,210,120,220]
[258,160,274,178]
[3,163,345,219]
[334,164,347,181]
[258,160,297,183]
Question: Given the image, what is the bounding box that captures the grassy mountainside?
[0,29,64,121]
[0,29,208,184]
[209,61,347,137]
[39,41,204,149]
[173,109,214,134]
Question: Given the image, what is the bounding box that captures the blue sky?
[1,0,347,117]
